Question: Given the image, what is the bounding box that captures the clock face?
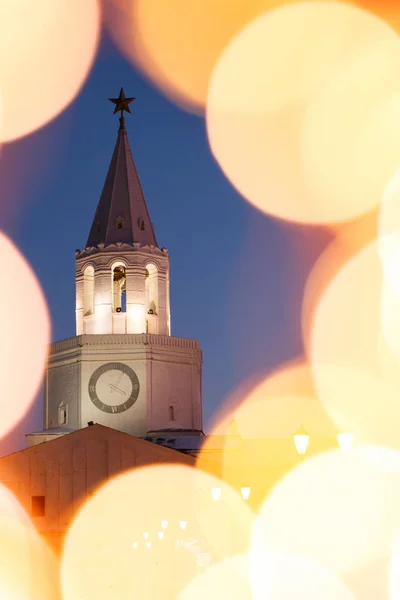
[88,362,140,414]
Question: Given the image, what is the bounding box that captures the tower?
[27,90,202,446]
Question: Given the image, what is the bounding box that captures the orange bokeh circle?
[207,2,400,225]
[0,484,59,599]
[61,464,254,600]
[0,233,50,438]
[0,0,100,142]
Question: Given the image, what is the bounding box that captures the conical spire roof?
[86,92,157,248]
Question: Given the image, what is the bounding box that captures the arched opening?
[145,263,158,314]
[169,405,175,421]
[83,266,94,316]
[58,402,67,426]
[112,265,127,313]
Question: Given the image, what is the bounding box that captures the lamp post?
[293,425,310,456]
[293,426,354,456]
[240,487,251,500]
[336,432,354,451]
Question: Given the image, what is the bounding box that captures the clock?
[88,362,140,414]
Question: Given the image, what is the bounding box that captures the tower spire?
[86,89,157,248]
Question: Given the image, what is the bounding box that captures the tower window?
[96,221,101,233]
[31,496,45,517]
[116,217,124,230]
[58,403,67,426]
[113,265,127,313]
[138,218,145,231]
[169,405,175,421]
[145,263,158,329]
[83,265,94,316]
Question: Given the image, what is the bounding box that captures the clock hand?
[114,369,126,387]
[109,383,126,396]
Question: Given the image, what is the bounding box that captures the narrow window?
[83,266,94,316]
[96,221,101,232]
[32,496,45,517]
[58,403,67,426]
[145,264,158,317]
[112,265,127,313]
[138,218,145,231]
[116,217,124,230]
[169,405,175,421]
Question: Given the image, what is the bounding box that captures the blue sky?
[0,32,329,453]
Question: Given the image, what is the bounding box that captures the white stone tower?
[27,89,202,446]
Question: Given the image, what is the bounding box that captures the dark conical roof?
[86,126,157,247]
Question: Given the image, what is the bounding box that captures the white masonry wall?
[44,334,202,438]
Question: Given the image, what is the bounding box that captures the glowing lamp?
[293,426,310,456]
[161,520,169,529]
[337,432,354,451]
[179,520,188,530]
[145,541,151,549]
[143,532,149,540]
[241,487,251,500]
[157,531,164,540]
[211,487,221,501]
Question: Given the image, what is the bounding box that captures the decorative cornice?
[75,243,168,260]
[50,334,200,354]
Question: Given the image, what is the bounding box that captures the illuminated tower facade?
[28,90,202,445]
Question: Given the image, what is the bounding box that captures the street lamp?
[157,531,164,540]
[132,541,138,549]
[143,532,149,540]
[211,487,221,501]
[293,425,310,456]
[145,541,152,549]
[161,520,169,529]
[179,520,188,530]
[337,432,354,451]
[241,487,251,500]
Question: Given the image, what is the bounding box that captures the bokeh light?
[198,360,337,505]
[61,464,254,600]
[0,0,101,142]
[390,531,400,599]
[207,2,400,225]
[301,45,400,225]
[309,237,400,449]
[251,447,400,575]
[0,484,59,599]
[105,0,316,114]
[302,207,379,353]
[249,543,353,600]
[379,170,400,293]
[0,233,50,438]
[178,554,253,599]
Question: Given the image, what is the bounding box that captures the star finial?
[109,87,135,130]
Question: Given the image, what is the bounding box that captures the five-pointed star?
[109,88,135,115]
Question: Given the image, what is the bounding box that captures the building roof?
[86,123,157,248]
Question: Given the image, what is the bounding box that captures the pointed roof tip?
[86,96,157,248]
